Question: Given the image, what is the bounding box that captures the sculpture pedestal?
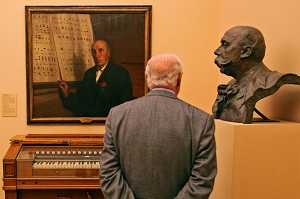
[210,120,300,199]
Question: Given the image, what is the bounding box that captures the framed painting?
[26,5,152,124]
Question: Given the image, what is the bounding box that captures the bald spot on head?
[147,54,179,74]
[145,54,183,94]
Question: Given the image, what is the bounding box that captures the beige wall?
[1,0,300,198]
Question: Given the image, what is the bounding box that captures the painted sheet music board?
[32,14,94,83]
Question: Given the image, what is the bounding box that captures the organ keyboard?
[2,134,104,199]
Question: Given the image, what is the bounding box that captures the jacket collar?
[146,89,178,99]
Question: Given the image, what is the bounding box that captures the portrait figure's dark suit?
[100,89,217,199]
[61,61,133,117]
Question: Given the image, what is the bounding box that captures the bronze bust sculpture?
[212,26,300,123]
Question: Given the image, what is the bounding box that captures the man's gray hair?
[145,54,183,88]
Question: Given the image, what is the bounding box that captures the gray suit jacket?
[100,90,217,199]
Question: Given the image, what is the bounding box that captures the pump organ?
[2,134,104,199]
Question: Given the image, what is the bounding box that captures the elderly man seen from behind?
[100,53,217,199]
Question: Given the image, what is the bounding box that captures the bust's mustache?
[214,57,232,67]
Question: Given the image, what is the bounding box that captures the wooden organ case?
[2,134,104,199]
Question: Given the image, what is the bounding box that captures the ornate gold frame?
[26,6,152,124]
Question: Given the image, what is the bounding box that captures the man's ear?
[240,46,253,59]
[145,73,148,84]
[177,73,183,86]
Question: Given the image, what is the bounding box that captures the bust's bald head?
[231,26,266,62]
